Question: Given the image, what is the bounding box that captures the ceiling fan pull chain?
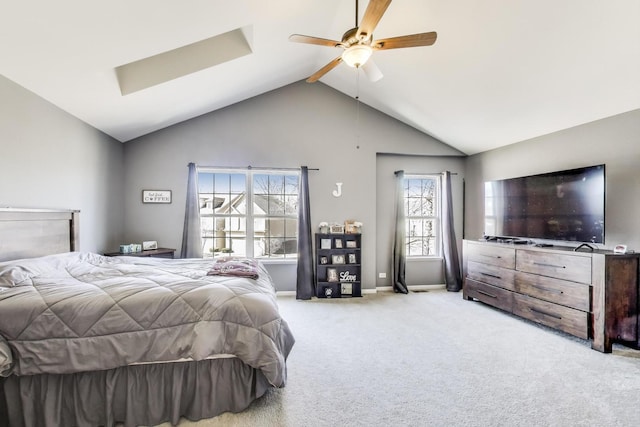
[356,70,361,149]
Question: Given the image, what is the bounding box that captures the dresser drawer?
[516,250,592,284]
[466,243,515,269]
[514,271,590,311]
[467,261,516,291]
[512,293,588,339]
[464,278,513,312]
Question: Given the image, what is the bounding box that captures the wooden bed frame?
[0,208,273,427]
[0,208,79,261]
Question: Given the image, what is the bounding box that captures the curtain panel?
[296,166,315,299]
[392,170,408,294]
[180,162,203,259]
[442,171,462,291]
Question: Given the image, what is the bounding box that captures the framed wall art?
[142,190,172,204]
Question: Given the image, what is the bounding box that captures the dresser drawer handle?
[530,306,562,320]
[537,286,564,295]
[533,262,566,269]
[477,290,497,299]
[481,254,502,259]
[480,272,501,279]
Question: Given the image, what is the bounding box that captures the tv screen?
[484,165,605,243]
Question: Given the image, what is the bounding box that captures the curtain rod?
[394,171,458,176]
[194,165,319,172]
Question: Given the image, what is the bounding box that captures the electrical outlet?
[378,272,387,279]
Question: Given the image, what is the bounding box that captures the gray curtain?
[296,166,315,299]
[442,171,462,291]
[180,162,203,259]
[391,170,408,294]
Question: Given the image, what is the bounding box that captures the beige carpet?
[163,290,640,427]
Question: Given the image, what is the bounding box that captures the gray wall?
[464,109,640,251]
[0,75,124,253]
[123,81,464,291]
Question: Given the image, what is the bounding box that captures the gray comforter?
[0,252,294,386]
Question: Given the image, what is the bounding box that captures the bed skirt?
[0,357,271,427]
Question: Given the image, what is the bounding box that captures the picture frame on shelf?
[348,253,357,264]
[320,256,328,265]
[344,220,356,234]
[327,268,339,282]
[320,238,332,249]
[345,240,357,248]
[330,224,345,234]
[341,282,353,296]
[334,239,343,249]
[142,240,158,250]
[332,254,345,265]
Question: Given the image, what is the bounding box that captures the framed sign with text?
[142,190,172,204]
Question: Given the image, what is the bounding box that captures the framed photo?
[332,254,345,265]
[320,238,332,249]
[142,190,172,204]
[334,239,343,249]
[348,253,357,264]
[341,282,353,296]
[142,240,158,250]
[320,256,328,265]
[344,220,356,234]
[345,240,357,248]
[327,268,339,282]
[330,224,345,234]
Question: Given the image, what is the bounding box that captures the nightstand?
[103,248,176,259]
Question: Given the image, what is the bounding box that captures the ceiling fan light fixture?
[341,44,373,68]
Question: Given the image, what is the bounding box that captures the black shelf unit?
[315,233,362,298]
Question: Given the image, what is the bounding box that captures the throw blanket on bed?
[0,252,294,387]
[208,257,261,280]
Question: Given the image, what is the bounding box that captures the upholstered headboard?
[0,208,79,262]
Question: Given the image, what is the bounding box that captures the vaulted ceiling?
[1,1,639,155]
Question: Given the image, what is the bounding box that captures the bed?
[0,208,295,427]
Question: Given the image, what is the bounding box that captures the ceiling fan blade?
[289,34,342,48]
[362,59,383,82]
[373,32,437,50]
[356,0,392,42]
[306,56,343,83]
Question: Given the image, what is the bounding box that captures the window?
[198,169,299,259]
[403,175,441,257]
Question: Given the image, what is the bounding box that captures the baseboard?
[376,284,446,293]
[276,291,297,297]
[277,284,445,297]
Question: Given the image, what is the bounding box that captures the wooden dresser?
[462,239,640,353]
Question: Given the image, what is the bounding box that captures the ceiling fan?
[289,0,437,83]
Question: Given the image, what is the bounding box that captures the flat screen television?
[484,165,605,244]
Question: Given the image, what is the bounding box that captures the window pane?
[268,195,286,215]
[214,173,230,193]
[268,175,285,194]
[285,175,299,194]
[253,174,269,195]
[229,174,245,194]
[407,179,422,197]
[284,195,298,215]
[198,173,214,193]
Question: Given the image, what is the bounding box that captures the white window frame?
[198,168,300,262]
[404,174,442,258]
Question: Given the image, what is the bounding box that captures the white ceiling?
[1,1,639,155]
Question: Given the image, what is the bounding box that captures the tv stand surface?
[462,239,640,353]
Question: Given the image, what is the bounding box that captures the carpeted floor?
[165,290,640,427]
